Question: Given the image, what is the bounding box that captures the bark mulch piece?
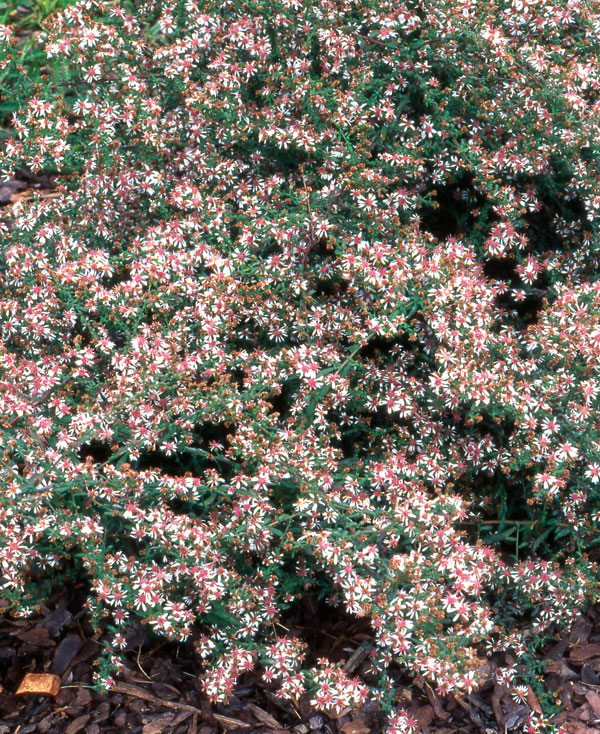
[16,673,61,697]
[4,591,600,734]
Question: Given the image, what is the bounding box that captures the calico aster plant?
[1,0,600,729]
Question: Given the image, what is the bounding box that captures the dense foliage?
[2,0,600,729]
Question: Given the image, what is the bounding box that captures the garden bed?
[3,590,600,734]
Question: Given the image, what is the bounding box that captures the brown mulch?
[2,584,600,734]
[0,587,391,734]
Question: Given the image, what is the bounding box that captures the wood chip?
[142,713,176,734]
[575,702,594,723]
[413,705,434,729]
[212,714,252,729]
[571,725,600,734]
[502,702,529,730]
[261,688,301,719]
[585,689,600,718]
[40,607,72,637]
[582,664,600,685]
[171,711,193,727]
[343,646,369,674]
[571,644,600,663]
[65,714,90,734]
[526,686,542,715]
[51,633,83,675]
[466,693,493,716]
[109,681,203,715]
[15,626,55,647]
[545,658,579,678]
[569,616,593,647]
[491,683,506,728]
[16,673,61,697]
[424,681,449,721]
[340,719,370,734]
[247,703,283,729]
[546,633,570,661]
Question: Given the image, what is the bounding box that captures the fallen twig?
[213,713,252,729]
[109,681,203,716]
[247,703,284,730]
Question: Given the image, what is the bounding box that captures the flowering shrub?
[2,0,600,728]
